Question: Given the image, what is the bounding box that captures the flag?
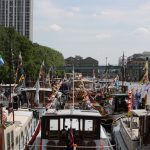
[39,60,45,79]
[0,56,4,66]
[69,128,74,146]
[2,110,7,123]
[128,90,133,116]
[19,51,22,65]
[34,79,40,104]
[114,75,119,90]
[143,83,150,92]
[15,52,25,84]
[139,58,149,84]
[19,74,25,83]
[67,128,74,149]
[46,71,51,88]
[134,90,141,109]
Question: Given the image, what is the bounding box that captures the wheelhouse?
[41,109,101,141]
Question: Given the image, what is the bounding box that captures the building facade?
[126,52,150,81]
[65,56,99,77]
[63,56,120,78]
[0,0,33,40]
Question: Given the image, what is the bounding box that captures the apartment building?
[0,0,33,40]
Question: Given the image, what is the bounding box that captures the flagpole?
[105,57,108,86]
[122,52,125,92]
[72,65,75,109]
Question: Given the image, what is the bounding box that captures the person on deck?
[82,91,93,110]
[66,128,74,150]
[95,89,103,103]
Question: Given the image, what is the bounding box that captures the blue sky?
[33,0,150,65]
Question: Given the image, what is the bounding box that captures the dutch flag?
[0,56,4,66]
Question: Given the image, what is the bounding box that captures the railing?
[27,144,116,150]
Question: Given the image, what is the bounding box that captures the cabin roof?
[20,87,52,92]
[0,84,18,87]
[131,109,150,116]
[45,109,101,117]
[111,93,128,96]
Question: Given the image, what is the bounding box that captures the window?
[50,119,58,131]
[85,120,93,131]
[61,118,79,130]
[49,119,59,138]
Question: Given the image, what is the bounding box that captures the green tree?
[0,27,65,83]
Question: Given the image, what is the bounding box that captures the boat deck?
[3,108,33,128]
[113,122,128,150]
[121,117,139,140]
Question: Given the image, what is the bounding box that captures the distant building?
[65,56,99,77]
[0,0,33,40]
[126,52,150,81]
[56,56,120,78]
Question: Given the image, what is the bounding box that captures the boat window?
[50,119,58,130]
[49,119,59,138]
[85,120,93,131]
[7,133,10,150]
[62,118,79,130]
[60,118,64,130]
[80,119,83,131]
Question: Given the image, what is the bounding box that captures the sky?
[33,0,150,65]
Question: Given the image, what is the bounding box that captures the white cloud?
[133,27,150,36]
[34,0,150,65]
[93,9,124,21]
[65,12,74,17]
[92,2,150,26]
[100,10,115,16]
[50,24,62,31]
[65,7,80,18]
[96,33,112,40]
[34,0,63,20]
[71,7,80,12]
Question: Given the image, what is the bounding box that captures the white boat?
[0,106,40,150]
[34,69,113,150]
[19,86,52,104]
[37,108,114,150]
[112,109,150,150]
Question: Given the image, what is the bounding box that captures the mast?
[105,57,108,87]
[106,57,108,80]
[122,52,125,92]
[72,65,75,109]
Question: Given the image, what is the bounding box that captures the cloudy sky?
[33,0,150,65]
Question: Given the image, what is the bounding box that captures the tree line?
[0,27,65,84]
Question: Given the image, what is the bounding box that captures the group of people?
[81,91,94,110]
